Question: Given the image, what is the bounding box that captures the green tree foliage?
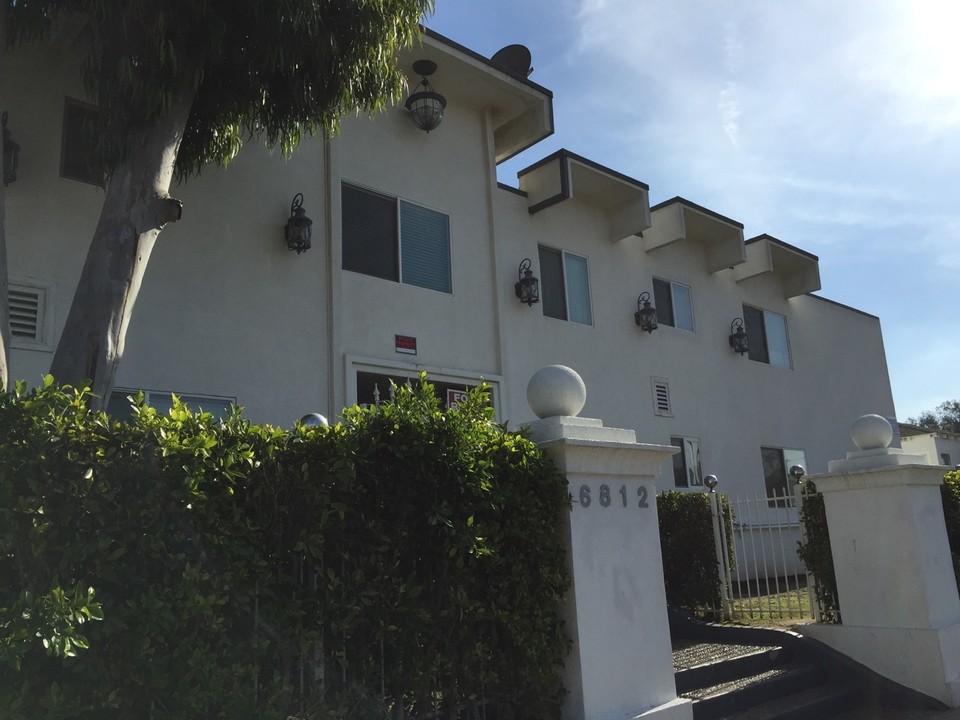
[908,400,960,435]
[657,490,733,616]
[0,377,571,720]
[4,0,434,404]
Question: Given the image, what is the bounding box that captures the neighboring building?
[3,27,897,502]
[899,424,960,468]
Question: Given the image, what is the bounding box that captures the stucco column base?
[808,462,960,707]
[803,623,960,707]
[529,415,692,720]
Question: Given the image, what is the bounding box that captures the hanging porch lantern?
[284,193,312,254]
[728,317,750,355]
[635,292,658,333]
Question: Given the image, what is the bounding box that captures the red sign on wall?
[447,389,469,408]
[395,335,417,355]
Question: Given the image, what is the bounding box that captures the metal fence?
[708,486,823,622]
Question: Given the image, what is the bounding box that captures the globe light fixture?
[405,60,446,133]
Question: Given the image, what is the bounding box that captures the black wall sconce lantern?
[405,60,446,133]
[2,112,20,186]
[729,317,750,355]
[284,193,312,254]
[635,292,658,333]
[514,258,540,306]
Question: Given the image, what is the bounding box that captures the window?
[651,377,672,417]
[942,453,953,466]
[761,446,806,506]
[107,390,235,420]
[653,278,694,331]
[743,304,791,367]
[671,437,703,488]
[61,98,105,186]
[537,246,592,324]
[341,183,451,293]
[356,371,492,410]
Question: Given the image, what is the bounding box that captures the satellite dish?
[491,44,533,77]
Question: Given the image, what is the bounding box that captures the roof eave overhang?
[644,198,746,273]
[735,234,821,297]
[515,149,651,241]
[404,30,554,163]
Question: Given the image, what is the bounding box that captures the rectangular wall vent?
[8,282,50,348]
[651,377,672,417]
[9,286,42,340]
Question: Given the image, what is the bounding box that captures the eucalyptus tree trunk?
[0,146,9,394]
[0,4,11,393]
[50,88,193,408]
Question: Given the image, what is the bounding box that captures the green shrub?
[940,471,960,590]
[657,490,733,616]
[795,485,840,623]
[0,376,570,720]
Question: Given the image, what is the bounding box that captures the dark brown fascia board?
[650,196,745,230]
[497,182,528,197]
[422,27,554,99]
[746,233,819,262]
[516,148,650,191]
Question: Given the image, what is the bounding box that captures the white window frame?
[670,436,703,488]
[340,181,452,294]
[761,446,806,506]
[652,277,694,331]
[346,355,503,420]
[743,304,792,368]
[537,245,593,325]
[108,389,236,419]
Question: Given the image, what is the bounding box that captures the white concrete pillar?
[803,414,960,706]
[525,366,692,720]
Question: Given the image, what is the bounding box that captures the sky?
[424,0,960,422]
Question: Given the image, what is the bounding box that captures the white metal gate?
[708,486,822,622]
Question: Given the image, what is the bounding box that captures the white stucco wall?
[902,433,960,467]
[4,32,896,499]
[493,188,895,498]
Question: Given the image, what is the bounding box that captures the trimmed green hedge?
[795,485,840,623]
[0,376,571,720]
[657,490,733,616]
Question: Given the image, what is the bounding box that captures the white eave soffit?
[643,198,746,274]
[734,235,821,298]
[516,150,651,242]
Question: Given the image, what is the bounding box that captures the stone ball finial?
[850,414,893,450]
[300,413,329,428]
[527,365,586,419]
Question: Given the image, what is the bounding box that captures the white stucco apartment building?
[3,27,897,500]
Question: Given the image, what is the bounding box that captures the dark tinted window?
[538,246,566,320]
[342,184,398,281]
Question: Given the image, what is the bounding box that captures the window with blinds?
[537,245,592,325]
[341,183,451,293]
[61,97,106,186]
[743,304,791,368]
